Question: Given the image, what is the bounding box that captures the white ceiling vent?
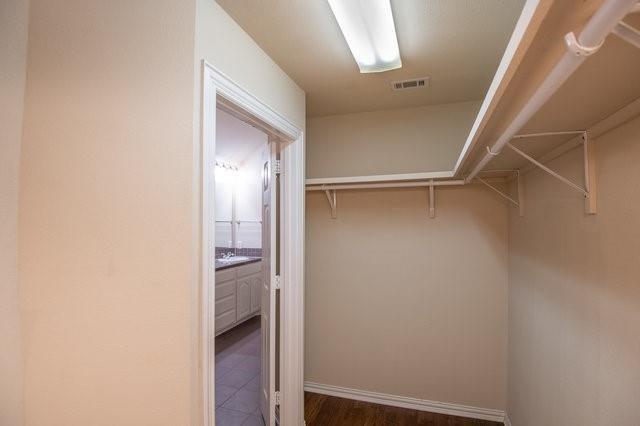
[391,77,430,91]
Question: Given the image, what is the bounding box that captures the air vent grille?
[391,77,430,91]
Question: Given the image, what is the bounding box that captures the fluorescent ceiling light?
[328,0,402,73]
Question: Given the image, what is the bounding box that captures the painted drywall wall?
[18,1,197,425]
[235,146,265,249]
[1,0,29,424]
[305,185,509,411]
[194,0,305,130]
[213,147,265,250]
[214,108,268,250]
[306,101,481,179]
[16,0,303,423]
[507,114,640,426]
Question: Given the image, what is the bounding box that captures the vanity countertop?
[215,256,262,271]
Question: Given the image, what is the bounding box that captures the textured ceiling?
[216,0,527,117]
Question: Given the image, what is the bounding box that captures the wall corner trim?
[303,381,506,423]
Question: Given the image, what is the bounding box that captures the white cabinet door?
[215,271,237,334]
[236,277,252,321]
[251,274,261,313]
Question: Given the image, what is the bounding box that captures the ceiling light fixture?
[328,0,402,73]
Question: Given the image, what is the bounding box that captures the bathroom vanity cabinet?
[214,260,262,335]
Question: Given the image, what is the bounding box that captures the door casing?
[200,62,305,426]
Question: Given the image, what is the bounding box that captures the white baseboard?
[304,381,506,423]
[504,414,512,426]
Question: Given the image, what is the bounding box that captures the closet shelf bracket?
[324,187,337,219]
[612,21,640,49]
[517,170,526,217]
[475,170,524,216]
[476,175,521,210]
[583,132,597,214]
[428,180,436,218]
[505,130,597,214]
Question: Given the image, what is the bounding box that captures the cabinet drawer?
[237,261,262,278]
[215,279,236,301]
[215,308,236,332]
[215,294,236,316]
[216,268,236,283]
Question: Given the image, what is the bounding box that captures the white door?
[260,141,277,425]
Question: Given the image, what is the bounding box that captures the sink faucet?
[222,252,234,259]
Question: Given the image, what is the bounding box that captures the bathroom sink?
[217,256,250,263]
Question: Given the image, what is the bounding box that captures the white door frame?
[201,61,305,426]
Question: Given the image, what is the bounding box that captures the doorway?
[213,106,272,425]
[201,63,305,426]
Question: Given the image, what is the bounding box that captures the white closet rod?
[465,0,639,182]
[306,179,465,191]
[512,130,585,139]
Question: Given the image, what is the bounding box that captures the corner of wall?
[0,0,29,424]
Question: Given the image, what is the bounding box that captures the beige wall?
[306,101,480,179]
[194,0,306,130]
[16,0,304,424]
[305,185,509,410]
[18,1,197,425]
[1,0,29,424]
[507,115,640,426]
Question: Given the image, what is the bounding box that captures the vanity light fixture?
[328,0,402,73]
[215,160,239,171]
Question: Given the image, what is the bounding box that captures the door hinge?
[274,160,282,175]
[275,391,281,406]
[273,275,281,290]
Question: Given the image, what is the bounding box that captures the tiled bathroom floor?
[215,317,263,426]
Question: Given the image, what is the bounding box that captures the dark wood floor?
[305,393,502,426]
